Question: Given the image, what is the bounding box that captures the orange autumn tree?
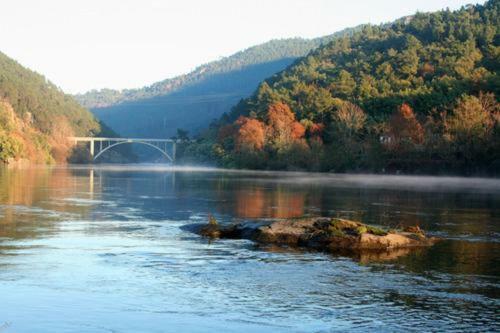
[388,103,424,148]
[291,122,306,140]
[266,102,305,149]
[234,116,266,151]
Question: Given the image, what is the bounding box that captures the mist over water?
[0,165,498,332]
[69,164,500,194]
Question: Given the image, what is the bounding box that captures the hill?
[182,0,500,175]
[0,51,106,163]
[75,34,358,138]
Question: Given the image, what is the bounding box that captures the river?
[0,165,499,332]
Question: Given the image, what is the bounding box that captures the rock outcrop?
[195,217,438,254]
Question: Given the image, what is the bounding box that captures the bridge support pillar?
[89,139,94,157]
[173,142,176,162]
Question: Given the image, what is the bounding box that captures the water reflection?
[0,166,498,332]
[1,166,498,263]
[0,167,99,240]
[231,186,307,218]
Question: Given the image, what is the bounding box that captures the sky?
[0,0,483,94]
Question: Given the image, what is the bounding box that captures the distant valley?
[75,33,357,138]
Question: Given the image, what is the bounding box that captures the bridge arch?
[69,137,179,163]
[93,140,174,162]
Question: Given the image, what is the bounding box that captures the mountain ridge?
[74,36,343,109]
[182,0,499,175]
[0,50,108,163]
[75,28,365,140]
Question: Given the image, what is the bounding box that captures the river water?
[0,165,498,332]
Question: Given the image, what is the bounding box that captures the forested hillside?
[182,0,500,175]
[76,38,336,108]
[76,34,357,138]
[0,51,105,163]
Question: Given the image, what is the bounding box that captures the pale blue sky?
[0,0,483,94]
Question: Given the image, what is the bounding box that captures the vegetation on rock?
[194,217,438,255]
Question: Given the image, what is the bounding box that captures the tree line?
[0,51,109,163]
[179,0,500,175]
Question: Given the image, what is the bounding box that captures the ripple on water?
[0,167,499,332]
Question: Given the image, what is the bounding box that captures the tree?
[398,35,421,77]
[176,128,190,142]
[334,102,367,139]
[388,103,424,147]
[331,70,356,98]
[291,122,306,140]
[235,116,266,151]
[183,1,500,175]
[48,116,75,163]
[323,102,368,171]
[442,93,498,170]
[445,94,495,142]
[217,124,237,150]
[308,123,325,138]
[266,102,298,149]
[0,132,23,162]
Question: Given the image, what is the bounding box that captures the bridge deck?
[69,137,178,143]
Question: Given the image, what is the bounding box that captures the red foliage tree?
[234,116,266,151]
[388,103,424,146]
[291,122,306,140]
[266,102,304,147]
[267,102,295,131]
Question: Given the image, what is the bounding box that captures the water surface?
[0,165,499,332]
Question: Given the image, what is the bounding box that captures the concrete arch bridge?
[69,137,178,162]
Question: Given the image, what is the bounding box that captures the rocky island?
[194,217,439,255]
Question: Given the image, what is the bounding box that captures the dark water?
[0,165,499,332]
